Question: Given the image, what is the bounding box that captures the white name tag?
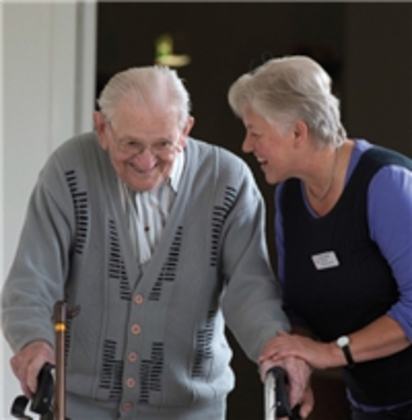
[311,251,340,270]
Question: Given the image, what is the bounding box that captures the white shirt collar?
[168,149,185,193]
[118,149,185,198]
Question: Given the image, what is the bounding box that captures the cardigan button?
[126,377,136,388]
[133,294,144,305]
[128,352,138,363]
[131,324,141,335]
[122,401,134,413]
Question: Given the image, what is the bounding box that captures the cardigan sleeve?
[1,155,74,353]
[221,164,290,362]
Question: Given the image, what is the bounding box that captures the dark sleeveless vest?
[281,145,412,405]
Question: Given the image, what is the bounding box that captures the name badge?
[311,251,340,270]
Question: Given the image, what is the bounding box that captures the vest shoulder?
[362,146,412,170]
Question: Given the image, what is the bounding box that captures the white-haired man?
[2,66,311,419]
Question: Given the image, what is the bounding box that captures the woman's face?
[241,107,296,185]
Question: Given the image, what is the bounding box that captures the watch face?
[337,336,349,347]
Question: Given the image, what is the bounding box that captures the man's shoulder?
[39,132,103,185]
[53,132,99,158]
[188,137,249,172]
[45,132,103,172]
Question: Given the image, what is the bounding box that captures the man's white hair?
[97,66,191,128]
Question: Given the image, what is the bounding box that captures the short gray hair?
[228,55,346,147]
[97,66,191,128]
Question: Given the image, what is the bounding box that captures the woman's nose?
[242,135,254,154]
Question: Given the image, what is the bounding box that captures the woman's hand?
[260,331,338,370]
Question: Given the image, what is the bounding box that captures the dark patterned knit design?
[109,360,124,400]
[98,339,123,400]
[210,186,237,267]
[139,342,164,404]
[149,227,183,301]
[192,309,216,378]
[108,219,131,301]
[64,317,72,367]
[65,170,89,254]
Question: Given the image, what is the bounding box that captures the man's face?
[95,98,193,192]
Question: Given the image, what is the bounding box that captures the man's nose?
[131,148,157,170]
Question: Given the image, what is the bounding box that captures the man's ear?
[178,116,195,149]
[93,111,110,150]
[183,116,195,136]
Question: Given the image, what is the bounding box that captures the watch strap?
[341,344,355,367]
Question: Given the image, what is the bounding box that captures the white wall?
[1,2,96,417]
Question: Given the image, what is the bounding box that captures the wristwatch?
[336,335,355,368]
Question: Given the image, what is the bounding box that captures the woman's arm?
[262,164,412,369]
[260,315,410,370]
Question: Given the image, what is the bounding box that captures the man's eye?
[158,141,172,149]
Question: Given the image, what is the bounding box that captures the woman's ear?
[293,120,309,148]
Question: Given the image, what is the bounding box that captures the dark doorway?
[96,0,346,284]
[96,3,412,419]
[96,3,347,419]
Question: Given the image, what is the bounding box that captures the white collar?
[118,149,185,197]
[169,149,185,193]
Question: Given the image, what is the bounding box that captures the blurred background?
[2,1,412,419]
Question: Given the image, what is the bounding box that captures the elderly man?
[2,66,310,419]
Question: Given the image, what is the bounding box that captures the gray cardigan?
[2,133,289,419]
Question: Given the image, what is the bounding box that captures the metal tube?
[53,301,67,420]
[264,370,277,420]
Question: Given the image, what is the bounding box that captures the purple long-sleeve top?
[275,139,412,340]
[275,139,412,410]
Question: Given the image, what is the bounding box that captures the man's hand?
[260,336,314,419]
[280,356,314,418]
[10,340,55,397]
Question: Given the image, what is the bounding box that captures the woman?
[228,55,412,419]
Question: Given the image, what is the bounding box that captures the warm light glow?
[155,33,191,68]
